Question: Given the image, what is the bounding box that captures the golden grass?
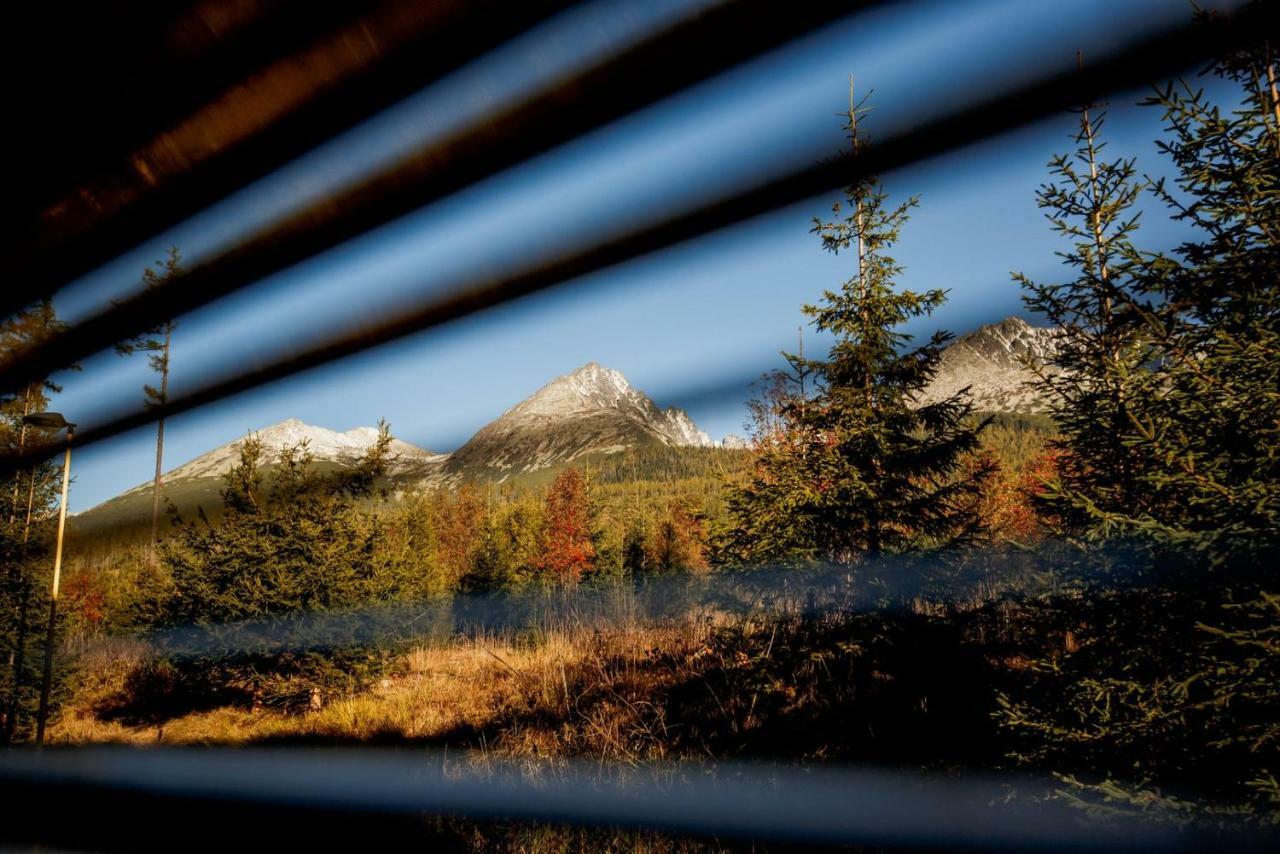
[44,595,1050,851]
[50,615,715,759]
[51,619,741,852]
[50,570,1041,769]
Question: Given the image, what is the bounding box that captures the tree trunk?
[151,324,172,552]
[1078,52,1132,507]
[850,79,872,406]
[151,418,166,546]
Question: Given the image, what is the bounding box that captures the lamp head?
[22,412,75,430]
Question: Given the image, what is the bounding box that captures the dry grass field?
[50,584,1030,778]
[54,613,716,755]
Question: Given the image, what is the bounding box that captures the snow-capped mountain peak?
[494,363,712,447]
[566,361,634,398]
[445,362,713,480]
[505,361,644,419]
[951,316,1062,368]
[124,420,438,491]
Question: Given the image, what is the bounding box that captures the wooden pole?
[34,426,72,745]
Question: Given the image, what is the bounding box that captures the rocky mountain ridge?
[439,362,713,484]
[114,419,443,500]
[917,316,1061,413]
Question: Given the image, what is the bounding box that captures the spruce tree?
[116,247,182,552]
[1020,32,1280,568]
[151,421,413,707]
[999,18,1280,821]
[1014,57,1158,547]
[723,86,991,568]
[1130,22,1280,566]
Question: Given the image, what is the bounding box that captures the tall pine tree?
[1014,54,1158,548]
[723,85,991,568]
[116,247,182,551]
[1020,28,1280,568]
[1130,19,1280,567]
[998,14,1280,821]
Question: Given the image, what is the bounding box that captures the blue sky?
[50,0,1237,511]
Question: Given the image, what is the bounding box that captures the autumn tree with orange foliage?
[974,447,1063,546]
[61,572,108,638]
[432,485,486,585]
[538,469,596,584]
[650,502,709,572]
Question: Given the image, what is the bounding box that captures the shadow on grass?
[245,608,1036,768]
[88,601,1062,771]
[93,658,251,727]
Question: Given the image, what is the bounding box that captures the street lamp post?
[22,412,75,745]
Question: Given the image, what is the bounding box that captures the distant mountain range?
[73,362,727,532]
[73,317,1059,532]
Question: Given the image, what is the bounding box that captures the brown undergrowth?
[51,598,1038,771]
[47,593,1081,852]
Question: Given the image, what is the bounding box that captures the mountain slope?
[917,316,1062,414]
[73,420,441,534]
[140,419,441,484]
[439,362,713,484]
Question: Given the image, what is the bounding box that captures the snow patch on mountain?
[118,419,441,497]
